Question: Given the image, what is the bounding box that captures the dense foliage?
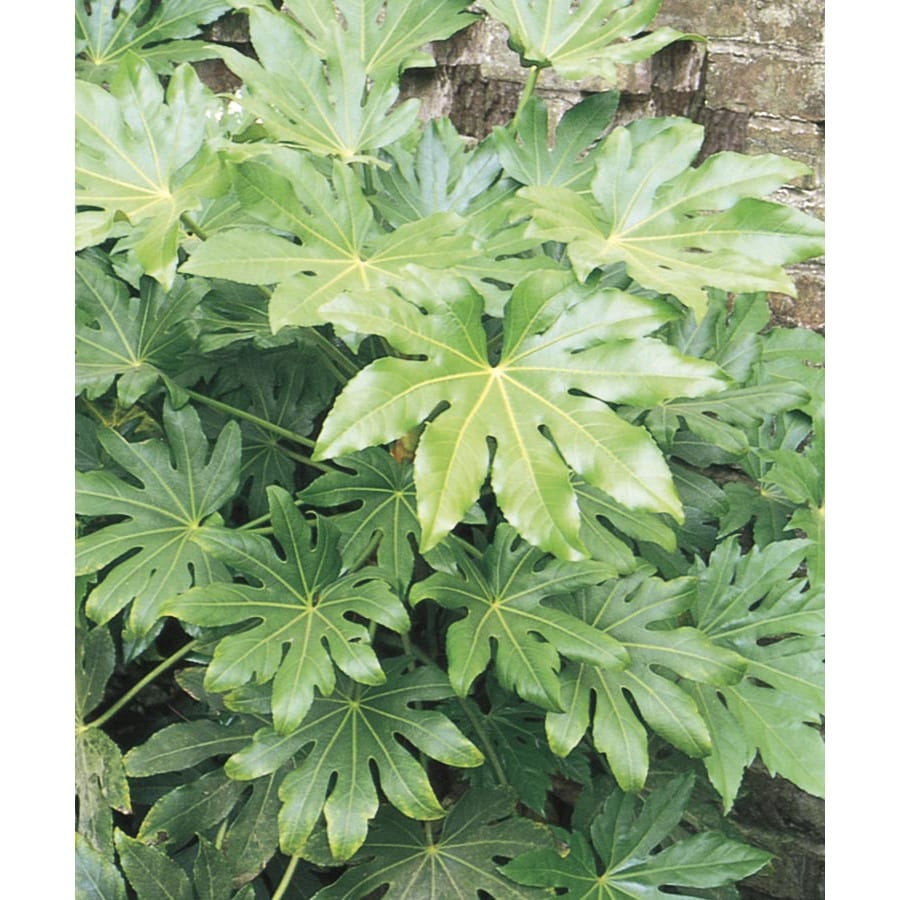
[75,1,825,897]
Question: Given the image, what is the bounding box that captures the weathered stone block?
[655,0,824,46]
[705,45,824,120]
[747,116,825,187]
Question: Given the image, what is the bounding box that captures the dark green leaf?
[299,448,419,595]
[165,486,409,734]
[690,538,824,806]
[546,573,745,791]
[138,769,246,848]
[412,525,625,709]
[77,728,132,857]
[225,661,483,860]
[314,788,554,899]
[76,253,206,405]
[114,831,193,900]
[76,402,241,643]
[503,774,771,898]
[76,832,127,900]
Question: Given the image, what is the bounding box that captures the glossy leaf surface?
[165,486,408,734]
[480,0,693,80]
[298,448,420,595]
[412,525,624,709]
[182,155,474,331]
[545,573,745,791]
[75,0,230,83]
[225,661,484,860]
[521,119,824,318]
[76,58,225,287]
[690,538,824,806]
[75,253,206,405]
[317,269,726,558]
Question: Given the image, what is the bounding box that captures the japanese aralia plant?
[75,1,825,897]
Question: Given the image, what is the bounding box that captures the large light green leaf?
[75,252,206,405]
[412,526,625,709]
[316,268,726,558]
[502,774,771,898]
[75,0,230,83]
[520,118,824,318]
[215,7,420,161]
[480,0,695,81]
[225,661,484,860]
[281,0,477,77]
[495,93,620,193]
[313,788,554,898]
[298,448,420,595]
[76,58,226,287]
[164,485,409,734]
[690,537,824,807]
[76,402,241,643]
[545,573,745,792]
[181,154,475,331]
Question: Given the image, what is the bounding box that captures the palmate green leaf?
[200,343,336,516]
[76,402,241,643]
[520,118,824,319]
[411,525,626,710]
[689,537,824,807]
[76,253,206,406]
[644,382,810,462]
[316,268,726,558]
[495,93,620,194]
[181,154,476,331]
[502,774,771,899]
[480,0,695,81]
[313,788,554,899]
[545,573,745,792]
[165,485,409,734]
[281,0,478,77]
[76,57,226,288]
[215,6,419,162]
[225,661,484,860]
[75,0,231,83]
[298,448,420,595]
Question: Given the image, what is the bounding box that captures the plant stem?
[179,387,335,473]
[276,443,334,475]
[81,639,199,733]
[457,697,508,787]
[306,327,360,381]
[512,66,541,133]
[271,855,302,900]
[181,213,208,241]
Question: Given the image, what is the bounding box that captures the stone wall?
[399,1,825,331]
